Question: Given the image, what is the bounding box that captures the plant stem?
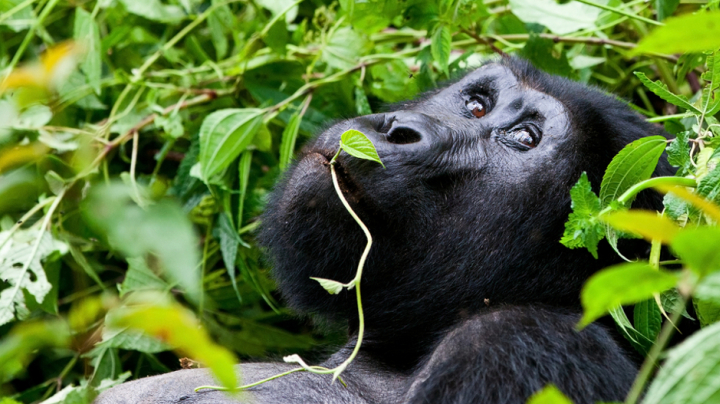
[600,176,697,215]
[2,0,59,79]
[573,0,661,26]
[647,113,693,123]
[624,295,686,404]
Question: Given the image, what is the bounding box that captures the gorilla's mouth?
[308,150,363,203]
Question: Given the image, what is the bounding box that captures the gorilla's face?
[261,59,663,340]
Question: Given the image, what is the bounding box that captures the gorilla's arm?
[403,306,637,404]
[95,348,406,404]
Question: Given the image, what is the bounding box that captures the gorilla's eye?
[511,128,538,148]
[466,98,487,118]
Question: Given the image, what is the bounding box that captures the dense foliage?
[1,0,720,402]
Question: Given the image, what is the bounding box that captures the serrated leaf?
[694,297,720,327]
[600,210,680,244]
[198,108,264,180]
[634,299,661,349]
[600,135,668,207]
[656,185,720,222]
[631,11,720,55]
[671,227,720,277]
[666,131,691,175]
[643,320,720,404]
[279,112,302,170]
[698,164,720,207]
[635,72,701,114]
[431,25,451,75]
[118,256,169,297]
[74,8,102,94]
[560,172,604,258]
[310,277,345,295]
[579,262,678,327]
[340,129,385,167]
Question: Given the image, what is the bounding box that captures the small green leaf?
[600,210,680,244]
[635,72,702,114]
[118,0,186,23]
[698,164,720,206]
[508,0,604,35]
[666,131,691,176]
[431,24,451,75]
[73,8,102,94]
[643,320,720,404]
[527,384,573,404]
[560,172,604,258]
[355,86,372,116]
[310,277,345,295]
[694,298,720,327]
[340,129,385,167]
[198,108,264,180]
[600,135,668,207]
[631,11,720,55]
[579,262,678,328]
[671,227,720,277]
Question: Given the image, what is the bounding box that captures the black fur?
[96,58,670,404]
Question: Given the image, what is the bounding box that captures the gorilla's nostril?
[376,115,394,134]
[387,126,422,145]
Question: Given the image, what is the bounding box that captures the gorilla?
[96,57,671,404]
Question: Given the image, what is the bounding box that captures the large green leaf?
[527,384,573,404]
[634,299,661,352]
[431,24,451,76]
[198,108,264,181]
[579,262,678,327]
[599,135,668,206]
[671,227,720,277]
[322,26,369,70]
[632,11,720,55]
[508,0,605,35]
[644,320,720,404]
[601,210,680,244]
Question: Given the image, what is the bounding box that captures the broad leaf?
[198,108,264,180]
[118,257,169,297]
[644,320,720,404]
[340,129,385,167]
[118,0,185,23]
[600,210,680,244]
[671,227,720,277]
[600,135,667,206]
[579,262,678,327]
[279,111,302,170]
[322,26,368,70]
[632,11,720,55]
[527,384,573,404]
[634,299,662,351]
[508,0,604,35]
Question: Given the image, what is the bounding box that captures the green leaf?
[118,256,169,297]
[82,183,201,301]
[508,0,604,35]
[355,86,372,116]
[666,131,691,176]
[340,129,385,167]
[634,299,662,349]
[310,277,345,295]
[599,135,668,207]
[431,24,451,75]
[118,0,186,23]
[698,164,720,206]
[198,108,264,181]
[0,320,70,382]
[108,304,238,390]
[527,384,573,404]
[655,0,679,21]
[279,111,302,170]
[579,262,678,327]
[322,26,368,70]
[73,8,102,95]
[671,227,720,277]
[519,35,573,78]
[632,11,720,55]
[643,320,720,404]
[217,213,243,304]
[560,172,604,258]
[600,210,680,244]
[635,72,702,114]
[694,297,720,327]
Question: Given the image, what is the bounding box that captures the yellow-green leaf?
[310,277,345,295]
[340,129,384,167]
[601,210,680,244]
[632,11,720,55]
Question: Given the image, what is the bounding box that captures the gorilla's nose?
[352,111,435,150]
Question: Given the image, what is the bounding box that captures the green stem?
[647,113,693,123]
[600,177,697,215]
[2,0,60,78]
[0,0,36,24]
[573,0,661,26]
[624,294,687,404]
